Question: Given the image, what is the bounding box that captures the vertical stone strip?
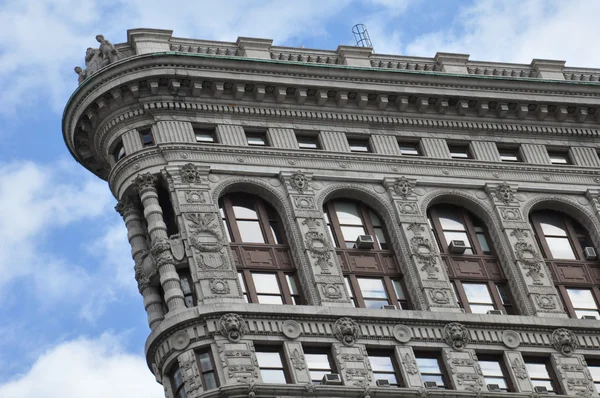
[485,183,566,317]
[571,147,600,167]
[154,121,195,143]
[320,131,351,152]
[216,124,247,146]
[177,349,203,397]
[421,138,451,158]
[115,197,165,329]
[332,344,373,387]
[268,128,298,149]
[503,351,533,392]
[521,144,552,164]
[551,354,597,397]
[441,348,484,393]
[386,177,461,311]
[371,135,401,155]
[135,173,186,312]
[471,141,502,162]
[122,129,143,154]
[280,170,350,307]
[395,346,423,388]
[283,342,311,384]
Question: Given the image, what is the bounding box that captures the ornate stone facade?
[63,29,600,397]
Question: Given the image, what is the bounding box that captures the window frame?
[139,128,155,147]
[428,204,514,315]
[245,129,269,146]
[194,127,218,144]
[347,137,372,153]
[171,364,188,398]
[237,270,301,305]
[303,346,336,384]
[548,149,572,165]
[398,139,422,156]
[178,269,196,308]
[477,354,512,392]
[585,358,600,394]
[113,141,126,162]
[255,346,290,384]
[497,145,522,163]
[197,348,219,390]
[531,210,600,319]
[448,143,473,159]
[296,132,321,150]
[523,357,560,394]
[414,351,450,389]
[367,349,402,387]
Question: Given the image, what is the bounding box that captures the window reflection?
[463,283,494,314]
[479,359,509,391]
[567,289,600,319]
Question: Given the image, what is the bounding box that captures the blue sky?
[1,1,600,396]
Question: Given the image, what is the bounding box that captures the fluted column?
[115,197,165,328]
[134,173,186,312]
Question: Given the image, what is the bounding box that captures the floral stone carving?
[514,242,545,285]
[219,313,248,342]
[209,279,230,294]
[401,352,418,374]
[443,322,470,350]
[334,317,361,346]
[134,172,157,191]
[410,236,440,279]
[305,230,333,273]
[511,357,528,379]
[552,328,579,356]
[185,213,224,253]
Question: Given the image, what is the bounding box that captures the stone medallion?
[171,330,191,350]
[281,320,302,339]
[502,330,520,349]
[393,325,412,343]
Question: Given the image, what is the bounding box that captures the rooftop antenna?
[352,24,373,50]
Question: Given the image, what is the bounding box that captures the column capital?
[115,196,139,218]
[134,172,157,193]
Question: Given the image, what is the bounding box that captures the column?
[115,197,164,328]
[320,131,351,152]
[421,138,450,158]
[280,170,351,306]
[471,141,501,162]
[485,182,566,317]
[134,173,186,312]
[521,144,551,164]
[395,346,423,389]
[283,342,311,384]
[371,135,401,155]
[503,351,533,392]
[385,176,461,311]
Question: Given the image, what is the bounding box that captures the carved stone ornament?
[401,352,419,374]
[293,195,315,210]
[180,163,205,184]
[391,176,413,199]
[76,34,122,84]
[183,190,205,203]
[334,317,361,346]
[514,242,545,284]
[443,322,470,350]
[302,217,321,230]
[133,172,157,192]
[495,182,515,205]
[305,230,333,273]
[429,289,450,305]
[500,207,522,221]
[219,313,248,342]
[535,294,557,310]
[393,325,412,343]
[502,330,521,349]
[169,234,185,261]
[150,237,174,268]
[322,283,343,299]
[184,213,224,253]
[290,348,306,370]
[552,328,579,356]
[511,357,528,379]
[179,354,202,396]
[397,201,419,215]
[115,197,136,217]
[281,320,302,339]
[410,236,440,279]
[209,279,230,294]
[407,222,425,235]
[289,171,309,193]
[171,330,191,351]
[134,249,156,291]
[510,228,529,241]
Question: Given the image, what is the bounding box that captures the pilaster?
[215,338,260,384]
[169,165,243,304]
[283,342,311,384]
[134,173,187,312]
[280,170,351,307]
[551,354,598,397]
[122,129,143,154]
[395,346,423,388]
[442,348,484,393]
[421,138,451,159]
[503,351,533,392]
[471,141,501,162]
[177,349,203,397]
[216,124,247,146]
[385,176,461,312]
[332,343,373,387]
[521,144,552,164]
[571,146,600,167]
[371,134,401,155]
[267,128,298,149]
[485,182,566,317]
[154,121,195,143]
[320,131,351,152]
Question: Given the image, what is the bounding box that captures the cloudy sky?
[1,0,599,396]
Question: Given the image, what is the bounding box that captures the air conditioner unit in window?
[585,247,597,261]
[487,309,504,315]
[354,235,375,249]
[582,315,598,320]
[424,381,438,389]
[487,384,501,392]
[381,304,397,310]
[376,379,391,387]
[448,240,467,254]
[321,374,342,385]
[534,386,548,394]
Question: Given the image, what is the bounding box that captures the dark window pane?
[173,367,184,389]
[496,285,512,306]
[195,131,216,143]
[436,209,466,230]
[538,213,568,236]
[499,149,520,162]
[298,135,319,149]
[449,145,471,159]
[399,142,421,156]
[198,352,214,372]
[204,372,218,390]
[549,151,570,164]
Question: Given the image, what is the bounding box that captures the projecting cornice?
[63,50,600,179]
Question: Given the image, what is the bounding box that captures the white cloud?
[0,334,163,398]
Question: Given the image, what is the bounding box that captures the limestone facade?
[63,29,600,397]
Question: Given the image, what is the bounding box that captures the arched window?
[530,210,600,319]
[428,204,515,314]
[323,199,409,309]
[219,193,302,305]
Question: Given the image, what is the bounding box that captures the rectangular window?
[251,273,284,305]
[398,140,422,156]
[179,271,195,308]
[348,138,371,153]
[478,356,510,391]
[139,128,155,147]
[304,347,335,384]
[286,274,302,305]
[462,283,495,314]
[297,134,320,149]
[198,349,219,390]
[345,277,357,307]
[524,358,558,394]
[586,359,600,393]
[255,348,288,383]
[392,279,409,309]
[171,365,188,398]
[368,350,401,387]
[498,146,521,162]
[449,144,472,159]
[194,128,217,143]
[496,284,515,315]
[357,277,390,309]
[566,288,600,319]
[246,129,268,146]
[548,149,571,165]
[415,352,448,389]
[113,142,126,162]
[238,272,249,302]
